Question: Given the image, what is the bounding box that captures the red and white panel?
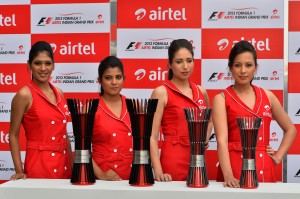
[122,58,201,89]
[201,28,284,59]
[0,0,29,5]
[288,32,300,63]
[31,33,110,63]
[0,64,31,93]
[0,5,30,34]
[117,29,201,59]
[202,0,284,28]
[0,34,30,63]
[50,63,99,93]
[31,3,110,33]
[117,0,201,28]
[201,59,284,90]
[287,155,300,183]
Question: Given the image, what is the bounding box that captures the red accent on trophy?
[67,99,99,185]
[126,99,158,186]
[237,117,262,189]
[184,107,211,188]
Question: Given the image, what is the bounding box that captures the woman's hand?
[10,172,27,180]
[266,145,281,165]
[223,176,240,188]
[155,173,172,182]
[99,169,122,181]
[205,140,209,150]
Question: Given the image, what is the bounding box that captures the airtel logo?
[0,73,17,85]
[0,131,9,144]
[135,7,187,21]
[264,105,270,111]
[134,67,168,81]
[217,37,270,51]
[0,14,16,27]
[50,42,96,55]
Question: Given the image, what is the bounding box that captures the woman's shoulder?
[151,85,168,103]
[12,86,32,104]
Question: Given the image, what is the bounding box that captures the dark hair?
[28,41,54,65]
[228,41,257,84]
[98,56,124,96]
[168,39,194,80]
[228,40,257,68]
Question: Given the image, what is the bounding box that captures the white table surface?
[1,179,300,199]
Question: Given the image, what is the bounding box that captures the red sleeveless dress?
[160,80,207,181]
[23,81,71,178]
[216,85,276,182]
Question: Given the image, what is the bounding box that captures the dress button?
[113,149,117,152]
[241,155,243,158]
[51,121,55,124]
[128,132,131,136]
[63,135,66,138]
[112,133,116,137]
[52,153,55,157]
[65,166,67,170]
[260,153,263,157]
[63,120,67,123]
[260,170,263,174]
[114,165,118,168]
[52,136,55,141]
[259,137,262,141]
[64,105,67,108]
[54,169,57,173]
[63,150,66,154]
[129,148,133,152]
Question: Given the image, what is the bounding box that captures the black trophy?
[237,116,262,189]
[126,98,158,186]
[184,107,211,188]
[67,98,99,185]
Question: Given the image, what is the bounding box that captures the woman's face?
[170,48,194,81]
[29,51,54,83]
[230,51,257,86]
[100,67,124,96]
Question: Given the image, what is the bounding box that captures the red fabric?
[160,80,207,181]
[22,80,71,179]
[92,95,132,180]
[216,85,276,182]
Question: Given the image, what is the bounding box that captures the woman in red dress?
[212,41,297,187]
[9,41,72,180]
[92,56,132,181]
[150,39,212,181]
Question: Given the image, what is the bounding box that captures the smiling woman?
[212,40,297,188]
[9,41,73,180]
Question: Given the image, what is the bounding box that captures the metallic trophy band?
[67,98,99,185]
[237,116,262,189]
[184,107,211,188]
[74,150,91,164]
[133,150,150,165]
[126,98,158,186]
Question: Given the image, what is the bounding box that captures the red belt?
[164,135,190,146]
[27,141,67,153]
[95,152,132,165]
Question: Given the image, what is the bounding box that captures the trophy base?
[240,186,258,189]
[130,183,153,187]
[71,182,95,185]
[187,184,208,188]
